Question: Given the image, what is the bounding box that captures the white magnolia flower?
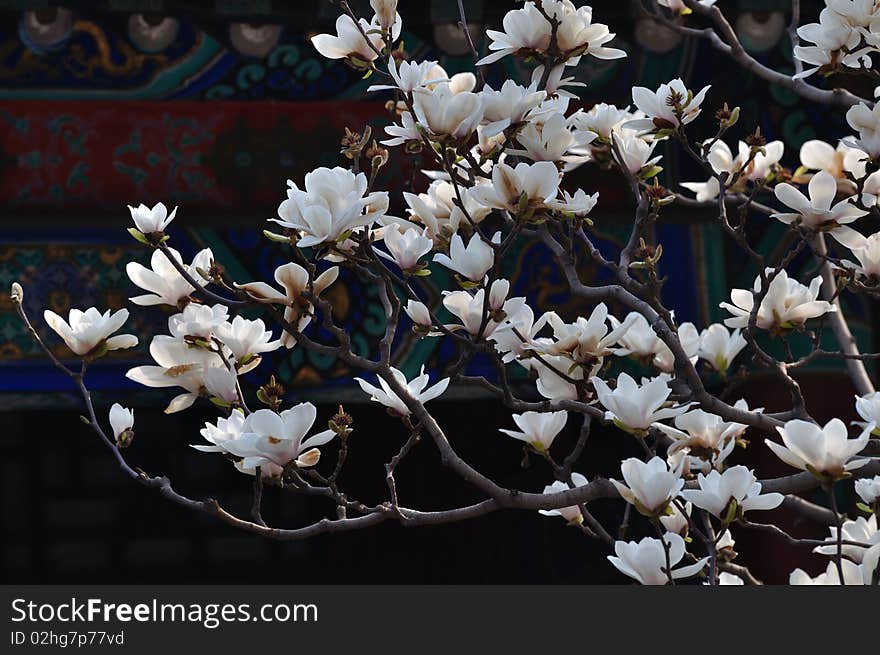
[846,100,880,157]
[379,224,433,271]
[681,139,784,201]
[426,63,478,95]
[403,299,435,331]
[367,58,438,94]
[507,112,595,166]
[697,324,747,375]
[382,110,421,147]
[471,161,561,214]
[794,9,873,80]
[109,403,134,441]
[530,63,587,99]
[127,247,214,307]
[611,132,661,176]
[549,1,626,61]
[547,189,599,216]
[799,139,863,193]
[538,472,589,523]
[499,410,568,451]
[608,312,662,361]
[168,303,228,340]
[842,232,880,280]
[479,80,546,137]
[861,542,880,585]
[772,170,867,248]
[609,312,697,373]
[216,404,336,476]
[215,315,281,365]
[652,322,700,374]
[814,515,879,563]
[370,0,400,34]
[442,281,526,337]
[789,559,864,585]
[720,269,836,330]
[855,390,880,433]
[402,180,492,244]
[271,167,389,248]
[412,83,484,140]
[663,407,754,475]
[611,456,684,516]
[540,304,635,366]
[608,533,708,585]
[830,0,880,27]
[489,304,549,364]
[203,366,239,406]
[570,102,638,141]
[432,232,497,281]
[311,14,385,63]
[734,140,785,181]
[654,405,750,468]
[126,335,225,413]
[355,365,449,415]
[627,79,711,131]
[236,263,339,347]
[193,410,254,474]
[660,501,691,537]
[531,352,585,401]
[476,2,553,65]
[593,372,690,435]
[680,466,784,518]
[43,307,137,356]
[855,475,880,504]
[128,201,176,234]
[766,418,873,478]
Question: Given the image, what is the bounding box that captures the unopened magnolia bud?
[715,103,740,129]
[10,282,23,303]
[745,127,766,148]
[257,375,285,408]
[330,404,354,436]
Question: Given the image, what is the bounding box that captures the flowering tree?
[12,0,880,585]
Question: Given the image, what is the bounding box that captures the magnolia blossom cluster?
[793,0,880,79]
[16,0,880,587]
